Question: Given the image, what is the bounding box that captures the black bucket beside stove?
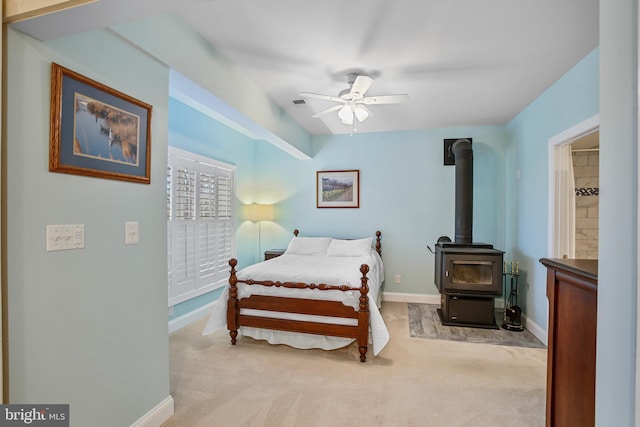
[433,139,504,329]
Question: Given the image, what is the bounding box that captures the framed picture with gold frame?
[49,62,152,184]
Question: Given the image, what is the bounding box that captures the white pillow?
[327,237,373,257]
[285,237,332,256]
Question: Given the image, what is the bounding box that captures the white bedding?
[202,251,389,356]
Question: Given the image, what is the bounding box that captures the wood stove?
[432,139,504,328]
[435,241,503,328]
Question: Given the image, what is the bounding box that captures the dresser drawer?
[264,249,285,260]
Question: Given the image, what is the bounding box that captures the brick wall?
[573,150,599,259]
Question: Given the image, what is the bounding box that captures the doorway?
[570,132,599,259]
[548,115,600,258]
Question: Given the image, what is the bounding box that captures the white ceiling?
[13,0,599,136]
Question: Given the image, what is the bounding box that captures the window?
[167,147,236,306]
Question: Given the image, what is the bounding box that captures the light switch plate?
[125,221,139,245]
[47,225,85,251]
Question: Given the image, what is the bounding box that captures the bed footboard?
[226,259,371,362]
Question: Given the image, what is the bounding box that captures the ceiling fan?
[299,73,409,133]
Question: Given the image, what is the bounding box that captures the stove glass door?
[450,260,494,285]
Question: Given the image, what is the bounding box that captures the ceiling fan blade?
[350,75,374,96]
[312,104,343,118]
[299,92,344,103]
[362,94,409,105]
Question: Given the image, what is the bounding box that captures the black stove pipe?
[451,139,473,245]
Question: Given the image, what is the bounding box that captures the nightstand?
[264,249,285,260]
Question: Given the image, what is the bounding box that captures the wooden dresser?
[539,258,598,427]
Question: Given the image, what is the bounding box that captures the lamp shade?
[338,105,353,124]
[246,203,274,222]
[354,105,369,122]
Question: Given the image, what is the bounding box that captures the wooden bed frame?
[227,230,382,362]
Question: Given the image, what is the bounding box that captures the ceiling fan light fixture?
[354,105,369,122]
[338,105,353,124]
[300,74,408,131]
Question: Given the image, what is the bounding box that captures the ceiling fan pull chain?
[352,111,357,135]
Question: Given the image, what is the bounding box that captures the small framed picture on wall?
[316,170,360,208]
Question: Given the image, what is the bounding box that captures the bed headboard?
[293,229,382,256]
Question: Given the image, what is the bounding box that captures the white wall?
[6,28,171,426]
[597,0,638,424]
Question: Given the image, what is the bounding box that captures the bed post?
[358,264,370,362]
[227,258,239,345]
[375,231,382,256]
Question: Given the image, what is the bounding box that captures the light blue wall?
[6,28,170,426]
[170,287,225,320]
[250,126,508,296]
[597,0,637,424]
[504,48,599,330]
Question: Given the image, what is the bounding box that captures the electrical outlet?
[395,274,401,284]
[125,221,139,245]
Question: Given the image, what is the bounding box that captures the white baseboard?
[382,292,440,304]
[522,312,548,346]
[169,302,215,334]
[131,395,174,427]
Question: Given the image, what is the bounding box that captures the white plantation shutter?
[214,169,234,283]
[197,167,217,288]
[167,166,172,289]
[169,156,197,300]
[167,148,236,306]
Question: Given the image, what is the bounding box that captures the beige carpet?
[162,302,547,427]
